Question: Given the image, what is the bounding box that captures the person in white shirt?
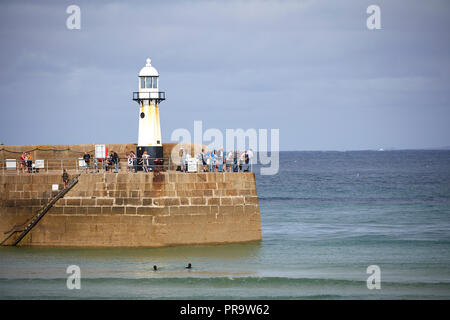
[217,148,224,172]
[127,152,133,173]
[239,151,246,172]
[226,151,233,172]
[142,151,151,172]
[247,149,254,172]
[180,148,186,172]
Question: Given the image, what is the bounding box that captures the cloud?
[0,0,449,150]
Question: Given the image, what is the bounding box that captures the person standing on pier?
[131,151,137,173]
[127,152,134,173]
[20,152,26,173]
[83,152,91,171]
[142,151,150,172]
[62,169,69,189]
[26,152,33,173]
[111,151,120,173]
[247,149,254,172]
[180,148,186,172]
[226,151,233,172]
[217,148,224,172]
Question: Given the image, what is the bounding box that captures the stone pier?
[0,171,261,247]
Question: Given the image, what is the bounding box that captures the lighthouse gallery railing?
[132,91,165,103]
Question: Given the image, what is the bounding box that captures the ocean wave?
[1,276,449,288]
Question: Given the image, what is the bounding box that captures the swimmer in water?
[153,265,157,271]
[186,263,192,269]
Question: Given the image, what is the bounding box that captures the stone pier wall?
[0,143,201,163]
[0,172,261,247]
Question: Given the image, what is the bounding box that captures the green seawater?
[1,150,449,299]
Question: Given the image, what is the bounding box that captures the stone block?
[5,200,15,207]
[137,206,169,216]
[142,190,164,197]
[154,215,170,225]
[202,182,218,190]
[220,197,233,205]
[97,198,114,206]
[29,199,41,207]
[244,205,257,215]
[66,198,81,206]
[47,175,61,184]
[130,191,139,198]
[123,198,141,206]
[185,190,202,197]
[188,205,210,215]
[169,206,182,215]
[49,206,63,214]
[218,205,235,215]
[210,205,219,214]
[119,191,128,198]
[32,175,47,184]
[196,173,207,182]
[152,183,165,191]
[93,190,107,197]
[101,207,112,214]
[224,190,238,196]
[63,206,77,214]
[179,197,189,205]
[81,198,96,206]
[111,206,125,214]
[233,205,244,215]
[87,206,101,214]
[153,198,180,206]
[191,197,206,205]
[244,196,259,205]
[77,207,88,214]
[142,198,153,206]
[203,190,213,196]
[238,189,252,196]
[125,207,137,215]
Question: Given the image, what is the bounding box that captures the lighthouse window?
[140,77,145,89]
[145,77,152,89]
[152,77,158,88]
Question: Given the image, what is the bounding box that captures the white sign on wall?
[5,159,16,169]
[78,158,86,168]
[35,160,45,169]
[95,144,106,159]
[187,158,198,172]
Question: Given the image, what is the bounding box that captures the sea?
[0,150,449,299]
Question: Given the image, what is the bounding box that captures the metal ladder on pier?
[1,174,81,246]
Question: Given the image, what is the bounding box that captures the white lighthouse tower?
[133,58,165,164]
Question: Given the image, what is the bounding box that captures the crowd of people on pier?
[11,148,254,174]
[84,150,121,173]
[121,148,254,173]
[19,152,33,173]
[179,148,254,173]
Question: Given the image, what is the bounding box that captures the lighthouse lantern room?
[132,58,165,165]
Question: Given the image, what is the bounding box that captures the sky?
[0,0,449,151]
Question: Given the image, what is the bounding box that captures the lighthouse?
[132,58,165,165]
